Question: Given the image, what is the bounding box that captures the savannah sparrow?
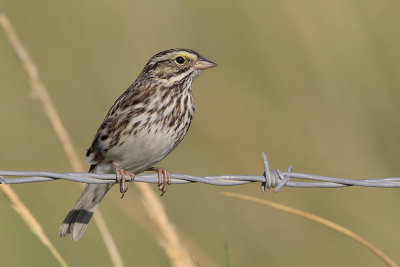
[59,48,216,241]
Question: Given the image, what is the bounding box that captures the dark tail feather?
[59,206,94,240]
[59,170,113,241]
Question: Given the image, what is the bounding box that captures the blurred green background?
[1,1,400,266]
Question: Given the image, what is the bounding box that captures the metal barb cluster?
[1,153,400,191]
[260,152,292,193]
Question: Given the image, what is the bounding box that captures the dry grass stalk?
[138,183,195,267]
[0,182,69,267]
[222,192,398,267]
[0,9,124,267]
[0,8,194,267]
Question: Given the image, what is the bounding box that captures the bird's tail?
[59,168,113,241]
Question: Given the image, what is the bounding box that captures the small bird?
[59,48,216,241]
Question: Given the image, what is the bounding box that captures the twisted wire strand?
[1,153,400,192]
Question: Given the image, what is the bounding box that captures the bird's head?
[139,49,217,86]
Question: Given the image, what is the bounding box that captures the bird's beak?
[194,59,217,70]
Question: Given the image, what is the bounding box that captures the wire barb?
[1,153,400,191]
[275,166,292,192]
[261,152,269,193]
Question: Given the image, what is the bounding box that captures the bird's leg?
[148,167,171,196]
[111,162,134,198]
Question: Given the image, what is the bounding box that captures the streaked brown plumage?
[59,48,216,241]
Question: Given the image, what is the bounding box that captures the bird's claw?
[112,162,134,198]
[150,167,171,196]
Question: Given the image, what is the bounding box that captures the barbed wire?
[1,153,400,193]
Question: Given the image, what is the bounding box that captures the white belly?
[96,128,175,174]
[117,130,175,171]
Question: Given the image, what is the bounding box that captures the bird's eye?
[175,56,185,64]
